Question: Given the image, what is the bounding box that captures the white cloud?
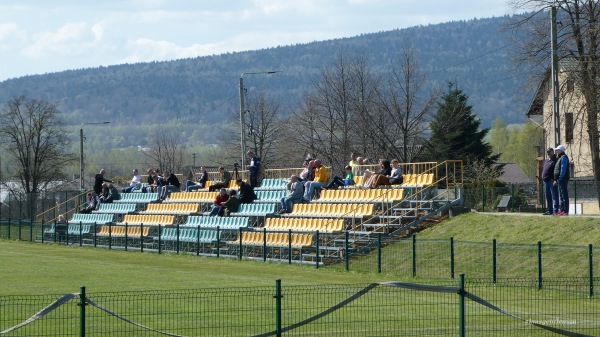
[23,22,95,59]
[122,38,223,63]
[0,23,26,41]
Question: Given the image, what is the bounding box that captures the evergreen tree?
[421,83,499,167]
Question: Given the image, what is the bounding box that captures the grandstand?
[39,160,463,265]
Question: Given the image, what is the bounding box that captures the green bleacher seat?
[70,213,114,224]
[114,193,160,203]
[231,204,275,217]
[181,216,250,229]
[254,178,287,191]
[255,190,286,203]
[94,203,137,214]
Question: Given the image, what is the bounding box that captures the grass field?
[2,213,600,335]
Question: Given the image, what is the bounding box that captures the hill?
[0,15,532,149]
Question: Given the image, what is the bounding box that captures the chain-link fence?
[1,278,599,336]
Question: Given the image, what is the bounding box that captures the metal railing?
[1,277,599,336]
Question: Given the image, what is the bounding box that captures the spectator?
[298,159,314,182]
[355,157,366,175]
[553,145,570,216]
[246,150,261,188]
[325,165,355,189]
[369,159,402,188]
[209,167,232,192]
[122,169,142,193]
[184,170,196,192]
[79,192,97,214]
[143,169,155,193]
[542,148,559,215]
[360,160,391,188]
[93,169,112,196]
[349,152,359,175]
[303,159,328,202]
[187,167,209,192]
[237,179,257,204]
[279,175,304,214]
[160,169,181,201]
[100,183,121,203]
[148,170,165,195]
[219,189,240,216]
[208,188,229,216]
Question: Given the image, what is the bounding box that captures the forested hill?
[0,15,531,131]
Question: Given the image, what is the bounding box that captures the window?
[565,112,574,143]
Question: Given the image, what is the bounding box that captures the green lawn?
[417,212,600,245]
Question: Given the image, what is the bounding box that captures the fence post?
[459,274,465,337]
[275,279,282,337]
[492,238,497,284]
[482,186,486,211]
[510,184,515,212]
[450,237,455,279]
[537,241,543,290]
[238,227,243,260]
[79,286,86,337]
[412,235,417,277]
[79,222,83,247]
[124,223,129,251]
[589,244,594,298]
[141,223,144,253]
[217,226,221,258]
[315,231,320,269]
[345,231,349,271]
[176,223,180,255]
[18,219,22,241]
[574,180,577,213]
[263,227,267,262]
[158,225,162,255]
[377,233,382,273]
[288,229,292,264]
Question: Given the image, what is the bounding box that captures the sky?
[0,0,514,82]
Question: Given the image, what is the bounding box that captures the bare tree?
[0,96,75,194]
[509,0,600,206]
[245,91,287,170]
[375,48,437,163]
[143,128,187,173]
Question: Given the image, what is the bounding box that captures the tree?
[143,128,187,173]
[509,0,600,205]
[420,83,500,180]
[0,96,75,193]
[245,91,287,170]
[375,48,437,162]
[488,117,510,158]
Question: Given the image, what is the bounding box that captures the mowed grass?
[416,212,600,245]
[0,240,406,296]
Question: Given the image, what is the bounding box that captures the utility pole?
[551,5,561,147]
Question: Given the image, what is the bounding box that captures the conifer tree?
[421,83,499,167]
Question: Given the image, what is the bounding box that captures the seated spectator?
[208,188,229,216]
[369,159,402,188]
[325,165,355,189]
[122,169,142,193]
[236,179,257,204]
[187,166,209,192]
[360,160,391,188]
[79,192,97,214]
[143,169,155,193]
[209,167,232,192]
[279,175,304,214]
[184,170,196,192]
[100,183,121,203]
[160,170,181,201]
[219,189,240,216]
[349,152,359,175]
[303,160,328,202]
[148,170,165,195]
[297,159,314,182]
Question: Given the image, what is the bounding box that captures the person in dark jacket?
[160,170,181,201]
[541,148,559,215]
[93,169,112,195]
[553,145,570,215]
[236,179,257,204]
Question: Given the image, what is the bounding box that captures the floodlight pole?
[239,71,280,168]
[80,122,111,191]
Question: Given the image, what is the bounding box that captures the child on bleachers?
[324,165,355,189]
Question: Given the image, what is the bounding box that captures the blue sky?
[0,0,514,81]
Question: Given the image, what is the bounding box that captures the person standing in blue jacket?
[246,150,261,188]
[553,145,570,216]
[541,148,559,215]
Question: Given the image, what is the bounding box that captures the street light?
[80,122,111,191]
[239,71,280,168]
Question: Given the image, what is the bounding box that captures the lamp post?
[239,71,280,168]
[80,122,111,191]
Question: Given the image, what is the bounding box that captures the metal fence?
[0,190,83,223]
[1,220,598,283]
[464,180,599,212]
[1,277,599,336]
